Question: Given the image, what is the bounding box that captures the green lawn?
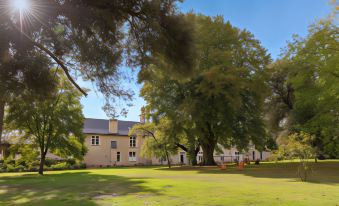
[0,161,338,206]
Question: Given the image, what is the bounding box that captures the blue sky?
[80,0,333,121]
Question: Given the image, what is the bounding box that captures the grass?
[0,161,338,206]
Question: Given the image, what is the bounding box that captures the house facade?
[83,118,270,167]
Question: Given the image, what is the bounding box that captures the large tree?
[5,71,86,175]
[130,114,200,167]
[0,0,194,143]
[141,15,271,165]
[267,17,339,158]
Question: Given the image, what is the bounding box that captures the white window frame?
[129,136,136,148]
[128,151,136,162]
[91,136,100,145]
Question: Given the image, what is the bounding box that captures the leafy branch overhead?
[0,0,195,117]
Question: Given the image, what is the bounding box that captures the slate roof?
[83,118,139,136]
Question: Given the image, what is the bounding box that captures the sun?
[11,0,31,12]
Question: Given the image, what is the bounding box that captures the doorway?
[180,152,185,164]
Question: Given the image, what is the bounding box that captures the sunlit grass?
[0,160,338,206]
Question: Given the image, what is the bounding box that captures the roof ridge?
[85,118,108,120]
[85,118,139,123]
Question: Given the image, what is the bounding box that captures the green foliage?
[10,144,39,167]
[0,157,83,172]
[129,119,179,167]
[5,71,86,174]
[267,17,339,158]
[0,0,195,119]
[44,159,58,167]
[273,132,316,181]
[141,15,271,165]
[50,162,70,171]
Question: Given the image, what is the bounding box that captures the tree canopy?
[0,0,195,143]
[141,14,272,165]
[5,70,86,175]
[267,17,339,158]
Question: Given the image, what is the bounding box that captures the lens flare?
[11,0,31,13]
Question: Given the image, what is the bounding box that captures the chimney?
[139,107,146,123]
[109,119,118,133]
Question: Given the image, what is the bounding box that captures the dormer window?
[129,136,136,147]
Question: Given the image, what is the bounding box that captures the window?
[198,156,203,162]
[129,136,136,147]
[117,152,121,162]
[235,151,240,155]
[111,141,117,149]
[129,151,136,162]
[91,136,100,145]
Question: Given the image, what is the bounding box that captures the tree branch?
[175,143,188,152]
[11,24,88,96]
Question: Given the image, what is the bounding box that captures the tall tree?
[5,71,86,175]
[0,0,194,141]
[267,17,339,158]
[141,15,271,165]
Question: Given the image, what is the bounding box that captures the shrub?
[27,165,38,172]
[66,158,76,166]
[79,163,86,169]
[44,158,58,167]
[15,165,25,172]
[15,159,27,167]
[6,164,16,172]
[26,160,40,172]
[274,132,316,181]
[51,162,70,170]
[4,159,15,165]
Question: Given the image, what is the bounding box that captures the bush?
[51,162,70,170]
[15,165,25,172]
[79,163,86,169]
[66,158,76,166]
[4,159,15,165]
[15,159,27,167]
[27,165,38,172]
[6,164,16,172]
[44,158,58,167]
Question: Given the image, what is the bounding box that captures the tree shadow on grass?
[156,161,339,185]
[0,171,162,206]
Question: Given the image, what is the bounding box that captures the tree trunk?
[164,149,171,168]
[190,154,198,166]
[188,145,200,166]
[39,153,46,175]
[0,99,5,159]
[201,142,216,166]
